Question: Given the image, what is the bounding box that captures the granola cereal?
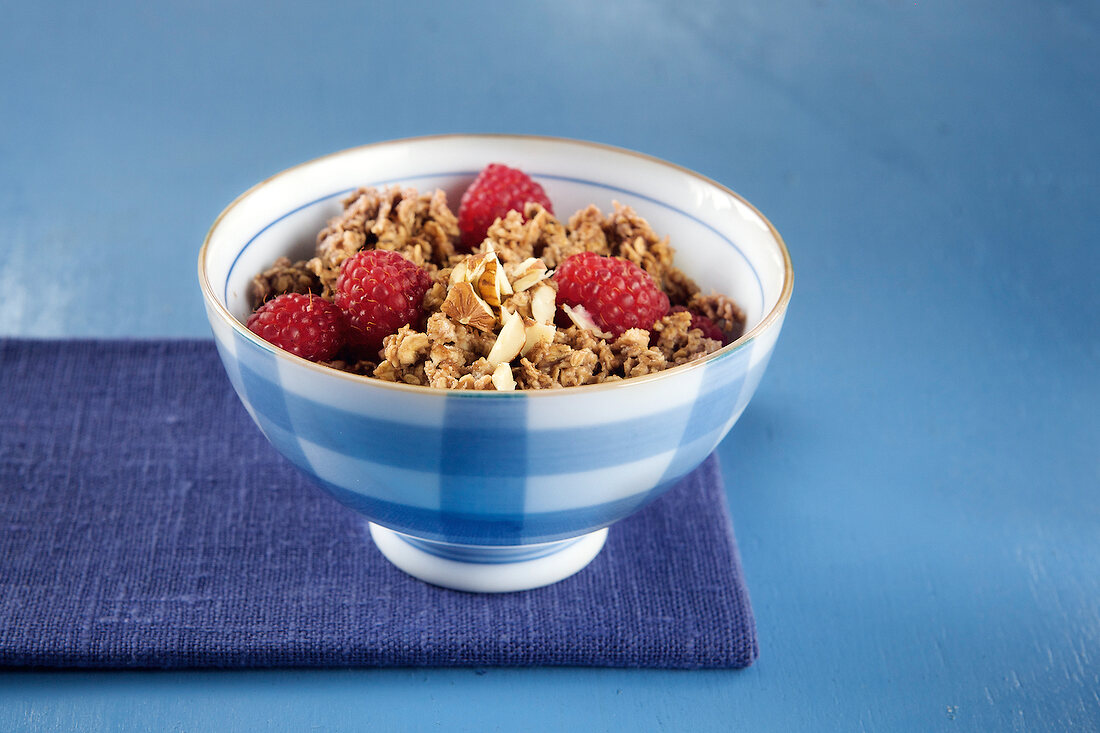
[688,292,747,342]
[249,257,321,309]
[247,174,745,391]
[308,187,460,297]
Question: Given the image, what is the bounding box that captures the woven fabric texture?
[0,339,757,669]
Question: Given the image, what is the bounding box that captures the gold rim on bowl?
[197,133,794,397]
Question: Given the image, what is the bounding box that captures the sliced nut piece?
[530,282,556,325]
[487,309,526,366]
[464,252,489,284]
[521,321,556,356]
[491,362,516,391]
[510,257,552,292]
[440,281,496,333]
[497,259,514,297]
[448,261,467,287]
[475,253,504,307]
[562,303,612,339]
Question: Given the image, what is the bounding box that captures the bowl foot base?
[368,524,609,593]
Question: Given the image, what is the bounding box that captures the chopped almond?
[440,281,496,333]
[487,309,526,366]
[562,303,612,339]
[530,282,556,325]
[521,321,556,356]
[491,362,517,391]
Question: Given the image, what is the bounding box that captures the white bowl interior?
[204,137,786,336]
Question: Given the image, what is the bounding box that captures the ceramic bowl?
[198,135,792,592]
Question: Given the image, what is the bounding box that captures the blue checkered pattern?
[204,160,784,555]
[209,321,768,548]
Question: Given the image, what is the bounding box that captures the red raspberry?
[246,293,348,362]
[457,163,554,250]
[671,306,727,343]
[554,252,671,337]
[334,249,432,353]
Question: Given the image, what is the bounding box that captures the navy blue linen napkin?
[0,339,757,669]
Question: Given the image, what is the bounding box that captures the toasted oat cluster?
[248,172,745,391]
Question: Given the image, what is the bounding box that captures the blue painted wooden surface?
[2,1,1098,730]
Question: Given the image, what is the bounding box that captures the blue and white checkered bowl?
[199,135,792,592]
